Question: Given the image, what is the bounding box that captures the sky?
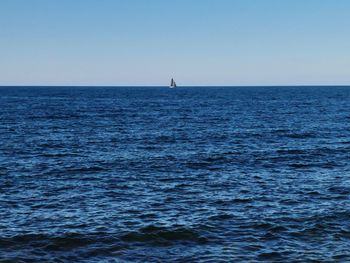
[0,0,350,86]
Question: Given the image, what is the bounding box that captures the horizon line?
[1,84,350,88]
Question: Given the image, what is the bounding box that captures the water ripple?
[1,86,350,262]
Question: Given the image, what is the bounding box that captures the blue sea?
[1,86,350,262]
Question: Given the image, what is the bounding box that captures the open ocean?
[1,86,350,262]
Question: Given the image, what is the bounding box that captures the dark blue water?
[1,86,350,262]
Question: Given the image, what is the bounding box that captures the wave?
[120,225,207,244]
[1,226,207,251]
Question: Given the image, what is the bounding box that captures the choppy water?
[1,86,350,262]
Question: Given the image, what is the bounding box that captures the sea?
[1,86,350,262]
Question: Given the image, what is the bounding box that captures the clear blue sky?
[1,0,350,86]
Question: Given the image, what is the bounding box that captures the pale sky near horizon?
[1,0,350,86]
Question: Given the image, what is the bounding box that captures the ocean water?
[1,86,350,262]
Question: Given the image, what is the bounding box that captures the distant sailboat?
[170,78,177,89]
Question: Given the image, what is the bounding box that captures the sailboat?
[170,78,177,89]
